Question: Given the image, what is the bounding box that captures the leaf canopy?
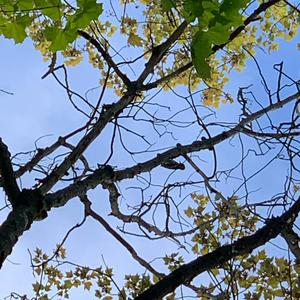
[0,0,103,49]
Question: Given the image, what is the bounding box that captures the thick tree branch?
[135,196,300,300]
[0,189,44,268]
[0,167,115,266]
[44,90,299,208]
[45,165,115,208]
[0,138,20,206]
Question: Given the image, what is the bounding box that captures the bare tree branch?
[80,194,164,278]
[78,30,131,87]
[115,91,300,182]
[136,196,300,300]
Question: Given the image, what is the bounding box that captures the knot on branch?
[17,189,47,222]
[96,164,115,185]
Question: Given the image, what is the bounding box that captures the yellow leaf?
[211,268,219,276]
[275,257,287,270]
[192,243,199,254]
[184,206,194,218]
[153,274,160,284]
[32,282,42,293]
[269,276,278,288]
[258,250,267,260]
[294,264,300,274]
[127,33,143,47]
[73,279,81,287]
[273,289,284,297]
[65,55,83,67]
[84,281,93,290]
[201,247,209,255]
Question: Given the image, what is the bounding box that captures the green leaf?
[128,32,143,47]
[220,0,248,15]
[161,0,175,11]
[68,1,103,29]
[215,193,221,201]
[41,0,103,50]
[183,0,203,22]
[206,23,230,45]
[219,0,246,26]
[0,15,32,43]
[0,0,15,12]
[44,26,76,50]
[34,0,62,21]
[64,279,72,289]
[182,0,251,78]
[191,31,212,79]
[18,0,36,10]
[184,206,194,217]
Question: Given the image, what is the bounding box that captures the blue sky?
[0,8,300,299]
[0,37,180,299]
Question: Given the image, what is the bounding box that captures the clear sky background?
[0,8,300,299]
[0,37,181,299]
